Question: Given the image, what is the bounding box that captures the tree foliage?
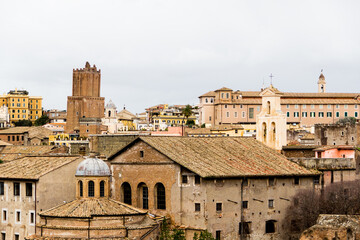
[284,180,360,234]
[336,117,356,124]
[14,119,32,126]
[182,105,193,119]
[186,119,195,126]
[172,229,185,240]
[160,218,171,240]
[34,115,50,126]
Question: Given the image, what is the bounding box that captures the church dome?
[105,99,117,109]
[75,155,111,176]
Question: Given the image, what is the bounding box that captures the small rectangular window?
[336,112,340,118]
[195,203,201,212]
[14,182,20,196]
[194,175,201,185]
[268,199,274,208]
[0,182,4,195]
[294,177,300,185]
[30,212,35,224]
[15,234,19,240]
[139,151,144,158]
[286,112,290,117]
[216,202,222,212]
[268,177,275,186]
[182,175,188,184]
[16,211,21,223]
[242,201,248,209]
[249,108,254,119]
[239,222,251,235]
[1,232,5,240]
[313,176,320,185]
[2,210,7,222]
[216,231,221,240]
[26,183,32,197]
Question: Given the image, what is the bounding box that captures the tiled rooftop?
[0,145,66,162]
[0,155,82,180]
[40,198,146,218]
[111,137,318,178]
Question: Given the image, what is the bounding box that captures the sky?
[1,0,360,114]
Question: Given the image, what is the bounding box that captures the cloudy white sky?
[1,0,359,113]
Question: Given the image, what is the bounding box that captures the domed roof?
[105,99,117,109]
[75,155,111,176]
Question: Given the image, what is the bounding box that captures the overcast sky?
[1,0,359,114]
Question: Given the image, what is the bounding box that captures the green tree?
[193,232,199,240]
[34,115,50,126]
[14,119,32,126]
[159,218,171,240]
[182,104,193,120]
[336,117,356,124]
[199,230,215,240]
[186,119,195,126]
[201,123,206,128]
[172,229,186,240]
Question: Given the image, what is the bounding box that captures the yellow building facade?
[0,89,42,124]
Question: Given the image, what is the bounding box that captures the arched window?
[100,181,105,197]
[267,101,271,114]
[137,183,148,209]
[121,182,132,205]
[88,181,94,197]
[262,122,267,143]
[271,122,276,143]
[79,181,83,197]
[108,110,111,117]
[155,183,166,210]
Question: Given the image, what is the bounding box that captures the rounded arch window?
[155,183,166,210]
[100,181,105,197]
[137,182,148,209]
[79,180,83,197]
[88,181,95,197]
[121,182,132,205]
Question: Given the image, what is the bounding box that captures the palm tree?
[182,105,193,125]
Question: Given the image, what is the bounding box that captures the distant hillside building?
[198,72,360,129]
[66,62,105,137]
[0,89,42,124]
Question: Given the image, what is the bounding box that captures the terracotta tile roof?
[215,87,233,92]
[0,140,12,146]
[111,137,317,177]
[0,145,65,162]
[199,91,216,97]
[314,145,355,151]
[0,127,32,134]
[0,155,82,180]
[28,127,53,139]
[117,109,137,120]
[40,198,146,218]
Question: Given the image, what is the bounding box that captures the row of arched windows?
[79,180,105,197]
[121,182,166,210]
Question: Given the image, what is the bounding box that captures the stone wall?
[314,122,360,146]
[89,134,138,158]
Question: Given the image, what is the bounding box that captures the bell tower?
[256,85,287,151]
[66,62,105,136]
[318,70,326,93]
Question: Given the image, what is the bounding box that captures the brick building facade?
[65,62,105,137]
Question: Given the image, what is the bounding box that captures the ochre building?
[66,62,105,137]
[0,89,42,124]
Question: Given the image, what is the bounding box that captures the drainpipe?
[34,181,37,236]
[88,218,90,240]
[180,171,183,225]
[240,179,244,240]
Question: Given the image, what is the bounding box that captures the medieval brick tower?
[65,62,105,137]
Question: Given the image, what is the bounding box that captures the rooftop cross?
[269,73,274,85]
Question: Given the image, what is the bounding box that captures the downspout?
[240,179,244,240]
[34,181,37,236]
[88,218,90,240]
[180,171,183,225]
